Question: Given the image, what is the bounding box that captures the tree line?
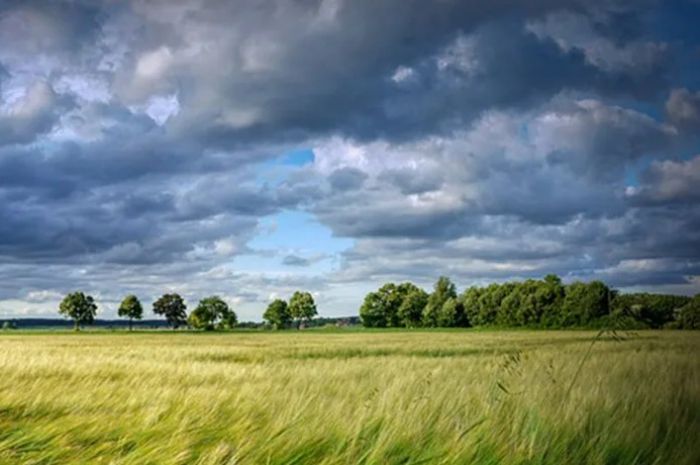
[25,277,700,331]
[56,290,318,331]
[359,275,700,330]
[58,292,236,330]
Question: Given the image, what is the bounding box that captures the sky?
[1,0,699,321]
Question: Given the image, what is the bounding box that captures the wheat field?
[0,330,698,464]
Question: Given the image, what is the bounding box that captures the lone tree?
[263,299,291,329]
[117,294,143,331]
[59,292,98,330]
[153,293,187,329]
[288,291,317,328]
[188,296,237,330]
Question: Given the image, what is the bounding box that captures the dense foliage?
[117,294,143,331]
[58,292,98,330]
[263,299,292,329]
[359,275,695,329]
[188,296,237,330]
[288,291,318,328]
[613,293,691,328]
[152,293,188,329]
[670,294,700,329]
[360,282,425,328]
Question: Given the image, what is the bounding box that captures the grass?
[0,330,698,464]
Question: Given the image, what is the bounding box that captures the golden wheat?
[0,330,698,464]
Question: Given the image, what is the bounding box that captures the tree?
[398,287,429,327]
[117,295,143,331]
[537,275,565,326]
[153,293,187,329]
[498,286,522,326]
[219,307,238,329]
[359,282,425,328]
[377,283,403,327]
[358,276,700,330]
[473,283,508,325]
[359,283,401,327]
[288,291,317,328]
[461,286,483,326]
[263,299,291,329]
[674,294,700,329]
[188,296,236,330]
[59,292,98,330]
[612,293,689,328]
[561,281,610,326]
[359,291,386,327]
[423,276,457,327]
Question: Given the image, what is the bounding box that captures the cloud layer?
[1,0,699,319]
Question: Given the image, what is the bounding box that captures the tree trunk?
[129,318,133,331]
[74,320,80,331]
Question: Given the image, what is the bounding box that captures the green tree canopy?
[263,299,291,329]
[397,286,429,327]
[117,294,143,331]
[189,296,236,330]
[359,275,696,330]
[59,292,98,330]
[359,291,386,328]
[359,283,397,327]
[153,293,187,329]
[674,294,700,329]
[461,286,483,326]
[561,281,611,326]
[289,291,317,327]
[423,276,457,327]
[437,297,466,327]
[612,293,690,328]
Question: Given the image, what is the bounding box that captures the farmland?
[0,330,698,464]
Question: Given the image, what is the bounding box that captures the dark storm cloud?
[308,95,675,238]
[378,168,443,195]
[328,167,368,191]
[0,0,102,56]
[628,155,700,206]
[666,88,700,131]
[93,0,673,146]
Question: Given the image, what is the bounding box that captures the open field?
[0,330,698,465]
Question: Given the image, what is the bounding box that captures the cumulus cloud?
[666,88,700,131]
[527,11,669,74]
[628,155,700,204]
[309,98,669,235]
[0,81,70,145]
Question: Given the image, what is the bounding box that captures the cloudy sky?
[1,0,699,320]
